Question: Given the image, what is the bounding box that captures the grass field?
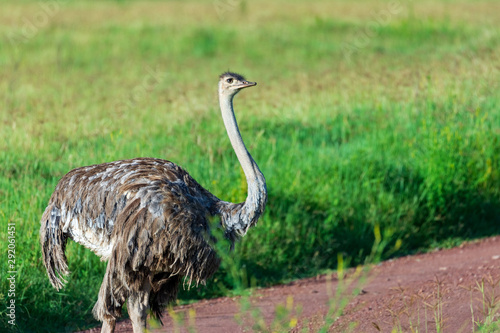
[0,0,499,331]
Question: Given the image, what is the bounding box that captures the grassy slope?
[0,0,499,331]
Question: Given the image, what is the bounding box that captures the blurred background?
[0,0,499,331]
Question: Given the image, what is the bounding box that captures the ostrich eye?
[226,78,233,84]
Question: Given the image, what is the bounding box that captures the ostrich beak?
[238,81,257,89]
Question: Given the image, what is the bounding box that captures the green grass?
[0,0,499,331]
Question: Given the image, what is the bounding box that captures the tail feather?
[40,205,70,290]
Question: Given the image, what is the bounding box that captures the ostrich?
[40,72,267,333]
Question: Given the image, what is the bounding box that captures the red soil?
[80,236,500,333]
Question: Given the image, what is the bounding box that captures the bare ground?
[80,236,500,333]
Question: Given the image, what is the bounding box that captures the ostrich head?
[218,72,256,97]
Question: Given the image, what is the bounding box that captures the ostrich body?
[40,72,267,333]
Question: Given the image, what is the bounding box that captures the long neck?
[218,92,267,236]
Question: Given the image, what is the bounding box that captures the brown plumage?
[40,72,267,332]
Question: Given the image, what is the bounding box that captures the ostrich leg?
[101,318,116,333]
[128,283,152,333]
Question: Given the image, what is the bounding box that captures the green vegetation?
[0,0,499,331]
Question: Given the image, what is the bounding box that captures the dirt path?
[80,236,500,333]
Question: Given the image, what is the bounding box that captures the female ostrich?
[40,72,267,333]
